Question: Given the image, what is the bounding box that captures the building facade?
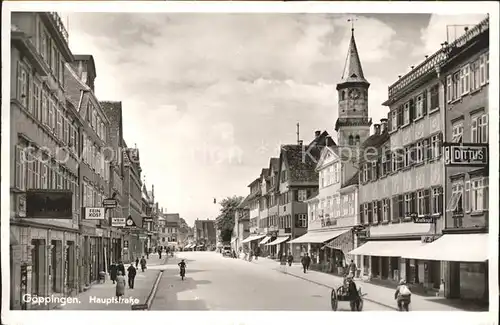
[164,213,181,247]
[193,218,217,249]
[10,12,79,309]
[414,17,489,303]
[352,22,449,293]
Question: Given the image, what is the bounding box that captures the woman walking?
[115,271,126,298]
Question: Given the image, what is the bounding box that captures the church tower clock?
[335,27,372,148]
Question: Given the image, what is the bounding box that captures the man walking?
[109,262,117,284]
[140,256,147,272]
[301,253,311,273]
[127,263,137,289]
[348,259,357,278]
[158,247,162,259]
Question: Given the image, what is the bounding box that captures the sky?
[62,12,487,227]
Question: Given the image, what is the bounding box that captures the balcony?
[48,12,69,44]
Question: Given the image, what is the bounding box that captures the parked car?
[222,246,232,257]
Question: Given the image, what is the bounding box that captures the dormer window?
[355,135,360,145]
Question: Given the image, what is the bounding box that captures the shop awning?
[241,234,266,244]
[402,234,489,262]
[289,229,350,244]
[265,236,290,246]
[259,236,272,245]
[348,240,426,257]
[185,244,193,249]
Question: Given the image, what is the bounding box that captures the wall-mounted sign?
[443,143,488,167]
[112,217,126,227]
[123,240,129,248]
[125,215,137,228]
[84,207,105,220]
[102,199,118,209]
[143,216,153,222]
[26,190,73,219]
[406,212,437,224]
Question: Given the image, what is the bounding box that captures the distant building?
[165,213,181,244]
[194,218,216,249]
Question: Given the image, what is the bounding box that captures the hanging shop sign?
[143,216,153,223]
[26,189,72,219]
[112,217,126,227]
[96,228,104,237]
[102,198,118,209]
[84,207,106,220]
[443,143,488,167]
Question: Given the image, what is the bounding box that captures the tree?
[216,195,244,243]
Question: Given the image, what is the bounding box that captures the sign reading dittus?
[443,143,488,167]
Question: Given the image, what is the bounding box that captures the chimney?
[380,118,388,133]
[374,124,381,135]
[315,130,321,137]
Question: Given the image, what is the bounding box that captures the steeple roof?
[339,29,369,85]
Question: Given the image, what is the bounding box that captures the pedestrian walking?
[348,259,357,278]
[287,253,293,267]
[127,263,137,289]
[301,253,311,274]
[118,261,126,276]
[135,257,139,268]
[115,271,126,297]
[140,256,147,272]
[158,250,162,259]
[109,262,118,284]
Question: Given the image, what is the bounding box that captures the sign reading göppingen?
[443,143,488,167]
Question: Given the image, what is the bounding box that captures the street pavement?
[150,251,392,311]
[58,254,167,310]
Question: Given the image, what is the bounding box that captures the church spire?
[339,27,369,85]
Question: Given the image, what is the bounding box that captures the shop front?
[288,228,352,274]
[403,232,489,303]
[241,233,266,253]
[265,235,290,259]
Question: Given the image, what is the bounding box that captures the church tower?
[335,27,372,147]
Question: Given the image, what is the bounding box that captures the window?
[404,147,412,167]
[348,195,354,215]
[430,84,439,111]
[479,54,486,86]
[415,94,424,119]
[415,142,424,164]
[452,121,464,143]
[416,190,425,215]
[342,196,349,216]
[403,102,410,125]
[430,134,442,159]
[404,193,413,216]
[41,91,48,125]
[471,177,488,212]
[48,98,56,130]
[57,108,63,139]
[373,201,379,224]
[431,187,443,215]
[371,161,377,181]
[460,65,470,95]
[452,72,460,101]
[298,189,307,202]
[41,163,48,189]
[446,75,452,103]
[363,204,369,224]
[447,181,464,212]
[391,110,398,131]
[485,54,489,82]
[17,63,29,107]
[382,198,390,222]
[32,81,41,119]
[15,145,26,190]
[470,60,480,91]
[363,164,369,182]
[297,214,307,228]
[471,113,488,143]
[51,45,58,76]
[464,181,471,212]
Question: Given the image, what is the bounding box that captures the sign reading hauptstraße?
[84,207,105,220]
[112,217,126,227]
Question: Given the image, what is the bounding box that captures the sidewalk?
[250,257,487,311]
[57,256,168,310]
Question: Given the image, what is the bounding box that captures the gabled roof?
[269,157,279,173]
[260,168,270,179]
[165,213,180,223]
[338,29,369,85]
[358,131,390,164]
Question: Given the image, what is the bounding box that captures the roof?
[237,194,251,209]
[342,171,359,188]
[260,168,270,178]
[73,54,97,79]
[165,213,180,223]
[269,157,279,172]
[358,131,390,164]
[338,29,369,85]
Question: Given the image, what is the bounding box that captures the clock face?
[349,89,360,99]
[126,219,134,226]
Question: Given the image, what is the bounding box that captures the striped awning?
[259,236,272,245]
[265,236,290,246]
[241,234,266,244]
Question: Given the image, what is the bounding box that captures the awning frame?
[265,236,290,246]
